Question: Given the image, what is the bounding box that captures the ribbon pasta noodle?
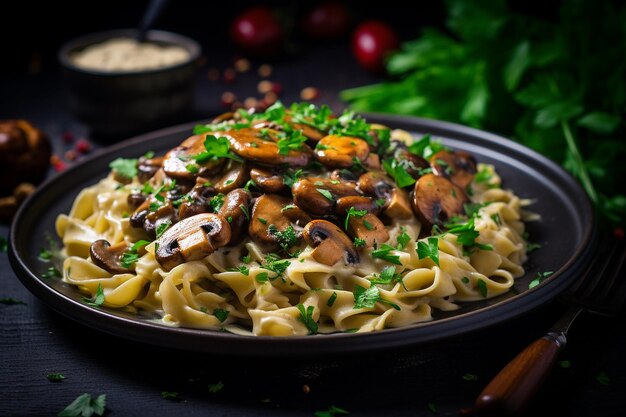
[55,102,530,336]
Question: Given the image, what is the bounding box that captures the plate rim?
[9,114,596,356]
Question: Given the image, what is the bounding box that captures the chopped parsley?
[42,267,62,279]
[208,381,224,393]
[244,179,257,191]
[213,308,229,322]
[209,193,225,212]
[461,276,470,284]
[353,285,400,310]
[156,220,171,238]
[596,371,611,386]
[462,373,478,381]
[236,265,250,276]
[474,166,493,183]
[277,130,307,155]
[258,218,268,224]
[283,169,303,188]
[0,298,26,305]
[241,254,252,264]
[372,244,402,265]
[256,272,269,283]
[121,239,151,268]
[417,237,440,266]
[526,242,542,252]
[344,206,367,230]
[109,157,137,180]
[477,279,488,297]
[194,135,242,163]
[261,253,291,277]
[375,198,386,207]
[297,304,318,334]
[185,163,199,174]
[268,225,299,251]
[58,393,106,417]
[408,134,447,159]
[317,188,334,201]
[38,248,53,261]
[353,237,366,248]
[363,219,374,230]
[382,158,417,188]
[314,405,349,417]
[82,284,105,307]
[239,204,250,220]
[396,228,411,249]
[47,373,66,382]
[327,292,338,307]
[369,266,403,286]
[161,391,179,400]
[528,271,554,289]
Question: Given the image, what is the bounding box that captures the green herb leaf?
[209,193,225,212]
[353,285,400,310]
[39,248,53,261]
[314,405,349,417]
[109,158,137,180]
[526,242,542,252]
[208,381,224,393]
[297,304,318,334]
[353,237,366,248]
[327,292,338,307]
[529,271,554,289]
[382,158,416,188]
[462,373,478,381]
[47,373,66,382]
[283,169,303,188]
[344,206,367,230]
[42,267,62,279]
[0,236,7,252]
[417,237,440,266]
[213,308,229,322]
[372,244,402,265]
[277,130,307,155]
[161,391,179,400]
[83,284,105,307]
[596,371,610,386]
[396,228,411,249]
[268,225,298,252]
[58,393,106,417]
[317,188,334,201]
[256,272,269,283]
[196,135,242,163]
[0,297,27,305]
[239,204,250,220]
[156,220,171,238]
[577,112,620,134]
[477,279,488,297]
[369,266,403,286]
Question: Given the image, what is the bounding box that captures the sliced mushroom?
[224,128,313,167]
[303,220,359,266]
[430,150,477,189]
[155,213,231,271]
[163,134,225,181]
[284,115,325,141]
[178,180,215,220]
[249,194,310,246]
[330,169,359,182]
[211,111,236,123]
[126,192,146,211]
[346,213,389,248]
[137,156,163,184]
[314,135,370,168]
[384,188,413,219]
[357,171,394,198]
[130,199,178,238]
[336,196,382,216]
[412,174,469,230]
[90,239,131,274]
[391,140,430,179]
[363,153,381,170]
[292,178,359,216]
[218,189,252,244]
[213,161,249,194]
[250,167,288,194]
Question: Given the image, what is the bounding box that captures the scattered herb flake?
[526,242,542,253]
[239,204,250,220]
[156,220,171,238]
[462,373,478,381]
[39,248,53,261]
[353,237,366,248]
[58,393,106,417]
[42,267,62,279]
[256,272,269,283]
[209,194,225,212]
[596,371,610,386]
[208,381,224,393]
[372,244,402,265]
[47,373,66,382]
[327,292,338,307]
[297,303,318,334]
[314,405,349,417]
[236,266,250,276]
[213,308,229,322]
[353,285,400,310]
[161,391,179,400]
[0,297,27,305]
[417,238,440,266]
[529,271,554,289]
[396,228,411,249]
[83,284,105,307]
[477,279,488,297]
[344,206,367,230]
[109,158,137,179]
[317,188,334,201]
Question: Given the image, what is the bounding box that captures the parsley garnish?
[236,266,250,276]
[327,292,338,307]
[241,254,252,264]
[461,276,470,284]
[161,391,179,400]
[353,237,366,248]
[375,198,386,207]
[382,158,416,188]
[120,252,139,268]
[209,193,225,212]
[314,406,349,417]
[256,272,269,283]
[268,225,298,251]
[42,267,62,279]
[194,135,242,163]
[462,373,478,381]
[47,373,66,382]
[474,166,493,183]
[372,244,402,265]
[353,285,400,310]
[296,304,318,334]
[317,188,334,201]
[283,169,303,188]
[185,163,199,174]
[277,130,307,155]
[396,228,411,249]
[239,204,250,220]
[369,266,403,286]
[58,393,106,417]
[407,134,447,159]
[208,381,224,393]
[528,271,554,289]
[83,284,105,307]
[261,253,291,277]
[0,297,27,305]
[39,248,53,261]
[213,308,229,322]
[596,371,611,386]
[109,158,137,180]
[526,242,542,252]
[362,219,374,230]
[156,221,171,238]
[0,236,7,252]
[477,279,488,297]
[344,206,367,230]
[417,237,440,266]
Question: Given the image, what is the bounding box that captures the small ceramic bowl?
[59,29,201,139]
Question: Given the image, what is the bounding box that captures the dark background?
[1,1,624,417]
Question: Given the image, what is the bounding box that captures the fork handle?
[472,332,566,416]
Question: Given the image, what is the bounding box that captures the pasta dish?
[55,102,530,336]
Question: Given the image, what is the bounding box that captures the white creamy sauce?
[71,38,190,72]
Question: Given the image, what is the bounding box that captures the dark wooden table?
[1,41,624,417]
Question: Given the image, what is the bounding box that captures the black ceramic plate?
[9,114,595,356]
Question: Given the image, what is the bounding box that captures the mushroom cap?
[155,213,231,271]
[292,177,359,216]
[250,167,288,194]
[218,188,252,245]
[89,239,131,274]
[358,171,395,198]
[249,194,310,246]
[336,196,382,216]
[213,161,249,194]
[314,135,370,168]
[224,128,313,167]
[163,134,225,180]
[412,174,469,230]
[346,213,389,248]
[430,150,477,189]
[303,219,359,266]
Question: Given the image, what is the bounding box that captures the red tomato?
[230,7,283,56]
[351,20,399,73]
[302,1,350,41]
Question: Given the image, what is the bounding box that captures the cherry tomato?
[230,7,283,56]
[351,20,399,73]
[302,1,350,41]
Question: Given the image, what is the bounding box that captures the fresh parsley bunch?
[342,0,626,225]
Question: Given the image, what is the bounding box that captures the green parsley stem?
[561,120,598,204]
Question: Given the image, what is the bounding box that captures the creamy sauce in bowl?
[71,38,190,72]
